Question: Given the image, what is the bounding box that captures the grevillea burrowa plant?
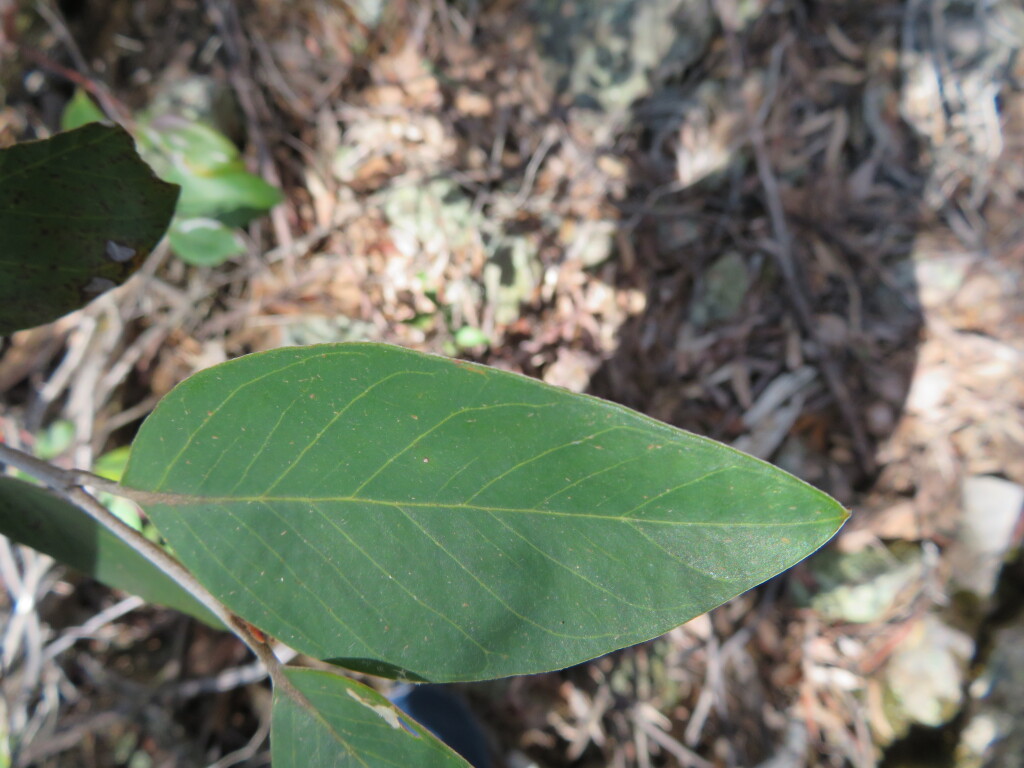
[0,124,848,766]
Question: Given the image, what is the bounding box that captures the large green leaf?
[0,124,179,335]
[123,343,847,682]
[0,476,219,626]
[272,668,469,767]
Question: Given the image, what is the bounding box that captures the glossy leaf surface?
[124,343,847,681]
[0,477,218,626]
[0,124,179,335]
[271,668,468,767]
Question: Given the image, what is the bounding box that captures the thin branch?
[0,442,75,489]
[0,443,296,692]
[207,709,272,768]
[66,470,194,506]
[42,595,146,662]
[27,1,131,124]
[0,443,318,717]
[717,25,876,479]
[749,125,875,477]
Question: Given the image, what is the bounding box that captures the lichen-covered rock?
[948,476,1024,603]
[883,616,973,735]
[957,618,1024,768]
[528,0,715,114]
[800,543,924,624]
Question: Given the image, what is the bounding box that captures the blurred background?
[0,0,1022,766]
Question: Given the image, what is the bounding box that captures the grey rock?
[949,476,1024,601]
[803,543,924,625]
[957,619,1024,768]
[529,0,715,114]
[883,615,973,733]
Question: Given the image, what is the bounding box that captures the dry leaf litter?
[0,0,1022,766]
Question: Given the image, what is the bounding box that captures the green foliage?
[62,90,282,266]
[272,668,470,767]
[59,88,106,131]
[123,343,846,682]
[453,324,489,350]
[33,420,76,460]
[0,123,179,334]
[92,446,147,534]
[0,477,218,625]
[0,127,848,766]
[167,217,245,267]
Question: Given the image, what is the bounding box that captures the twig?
[14,710,126,765]
[1,0,15,46]
[0,542,57,745]
[28,1,130,124]
[31,312,96,425]
[726,30,876,478]
[42,595,146,662]
[634,705,714,768]
[0,443,80,490]
[511,125,561,210]
[750,134,875,478]
[33,0,88,74]
[202,0,293,273]
[170,659,269,700]
[683,632,720,746]
[0,446,279,673]
[0,442,321,723]
[206,703,271,768]
[0,530,25,598]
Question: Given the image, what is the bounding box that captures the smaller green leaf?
[34,420,76,461]
[0,124,179,335]
[168,217,245,266]
[101,493,144,533]
[139,117,240,173]
[93,446,133,481]
[172,170,282,221]
[0,476,219,627]
[138,117,281,221]
[61,89,107,131]
[454,326,489,349]
[272,668,469,768]
[93,446,149,534]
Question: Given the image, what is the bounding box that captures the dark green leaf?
[0,124,179,335]
[123,343,847,682]
[0,477,219,626]
[271,668,469,767]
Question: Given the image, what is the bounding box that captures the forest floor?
[1,1,1022,766]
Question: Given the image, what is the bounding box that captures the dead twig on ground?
[202,0,293,274]
[715,18,877,479]
[28,1,129,123]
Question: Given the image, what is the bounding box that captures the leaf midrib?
[135,490,845,527]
